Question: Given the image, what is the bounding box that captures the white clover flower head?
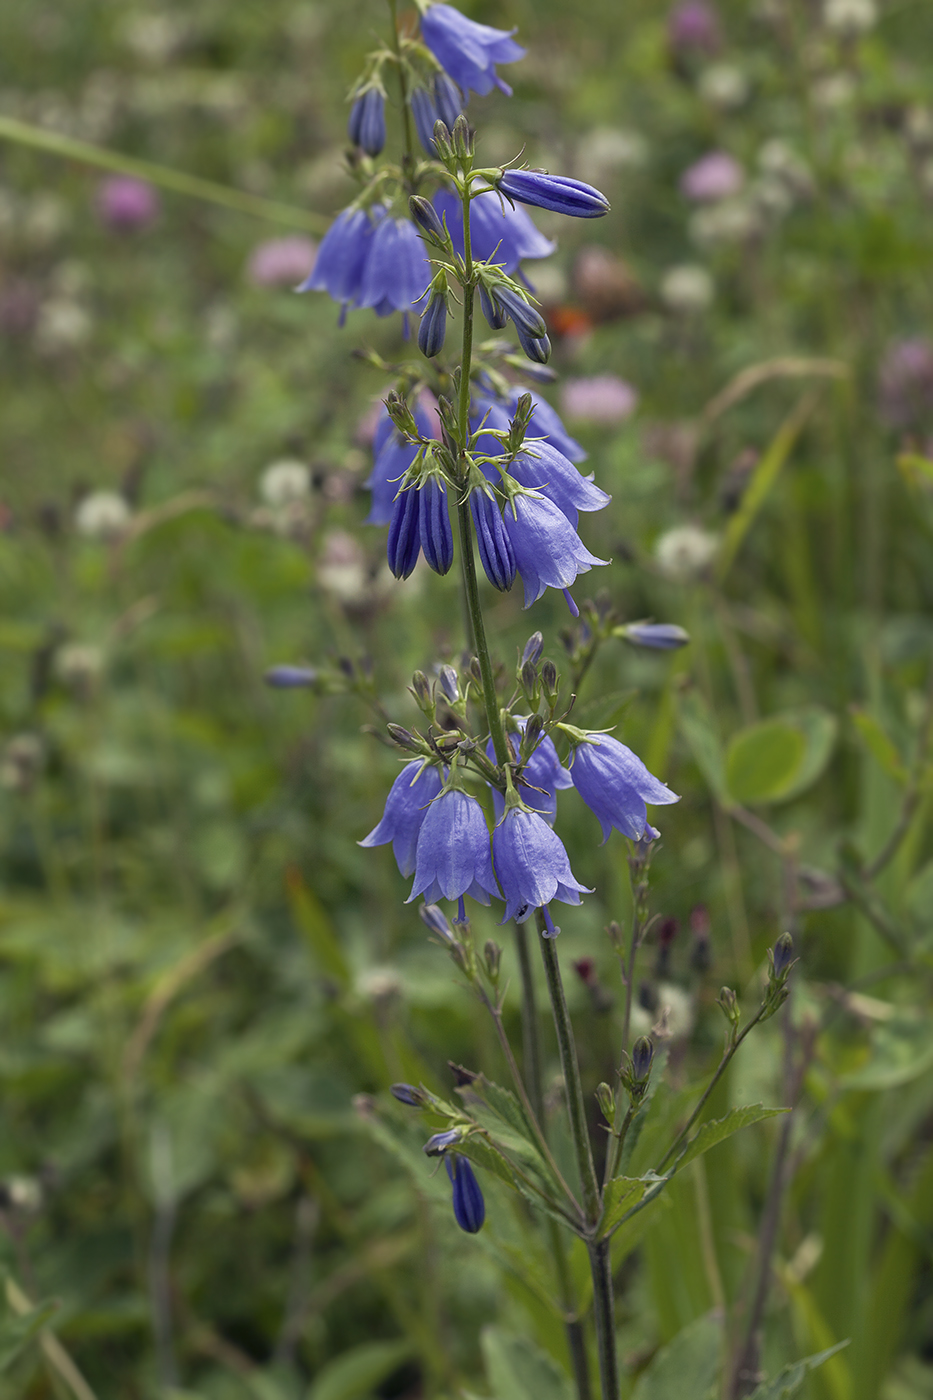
[757,140,814,199]
[357,967,403,1004]
[698,64,750,110]
[653,984,696,1040]
[74,491,131,539]
[655,524,719,580]
[36,300,93,354]
[811,73,856,109]
[317,529,368,603]
[660,264,714,313]
[55,644,105,687]
[689,197,761,248]
[823,0,877,35]
[259,459,310,507]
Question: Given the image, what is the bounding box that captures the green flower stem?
[588,1238,620,1400]
[538,916,618,1399]
[386,0,416,176]
[454,182,509,767]
[602,1103,636,1194]
[513,919,544,1117]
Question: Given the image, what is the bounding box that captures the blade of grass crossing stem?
[716,394,818,584]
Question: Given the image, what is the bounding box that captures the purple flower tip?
[247,236,317,288]
[559,375,639,424]
[96,176,160,231]
[679,152,743,203]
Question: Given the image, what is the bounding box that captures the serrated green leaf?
[0,1297,58,1372]
[599,1176,646,1233]
[306,1339,412,1400]
[481,1327,574,1400]
[630,1312,723,1400]
[747,1342,850,1400]
[676,1104,788,1172]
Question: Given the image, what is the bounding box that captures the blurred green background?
[1,0,933,1396]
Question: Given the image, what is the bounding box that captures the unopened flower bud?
[470,656,483,685]
[409,195,447,244]
[420,902,455,944]
[424,1128,460,1156]
[522,631,544,666]
[384,390,420,439]
[631,1036,654,1081]
[718,985,739,1024]
[391,1082,427,1107]
[596,1081,616,1124]
[438,665,459,703]
[606,920,625,951]
[419,289,448,358]
[520,659,539,700]
[541,659,559,702]
[770,931,795,979]
[264,665,318,688]
[484,940,502,979]
[452,114,472,159]
[432,120,453,160]
[412,670,432,705]
[621,622,691,650]
[521,712,544,757]
[446,1153,485,1233]
[387,723,420,751]
[516,326,552,365]
[479,284,508,330]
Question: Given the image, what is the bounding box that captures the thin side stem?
[537,919,601,1220]
[515,922,591,1400]
[603,1104,636,1193]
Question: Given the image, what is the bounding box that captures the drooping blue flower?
[433,190,555,275]
[391,1082,428,1106]
[420,4,526,98]
[366,394,440,525]
[508,441,610,528]
[622,622,691,650]
[358,216,431,324]
[472,386,586,463]
[485,284,547,340]
[479,283,508,330]
[407,788,499,907]
[410,86,442,154]
[486,718,572,823]
[348,88,386,156]
[297,205,381,324]
[434,72,464,130]
[387,485,422,579]
[570,734,679,843]
[470,489,516,590]
[359,761,444,876]
[492,807,591,923]
[420,478,453,574]
[446,1154,485,1233]
[503,492,607,608]
[498,170,610,219]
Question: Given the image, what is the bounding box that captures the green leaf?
[725,707,837,806]
[725,720,805,804]
[600,1176,647,1233]
[677,690,728,802]
[306,1340,412,1400]
[286,869,350,989]
[0,1298,58,1372]
[481,1327,574,1400]
[746,1342,850,1400]
[840,1015,933,1091]
[850,707,908,783]
[676,1105,788,1173]
[630,1312,723,1400]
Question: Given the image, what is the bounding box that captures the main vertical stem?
[515,920,591,1400]
[539,917,619,1400]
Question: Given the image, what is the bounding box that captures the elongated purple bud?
[479,284,508,330]
[348,89,386,157]
[470,491,516,590]
[498,169,610,218]
[420,479,454,574]
[418,293,448,358]
[446,1154,485,1233]
[387,487,422,579]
